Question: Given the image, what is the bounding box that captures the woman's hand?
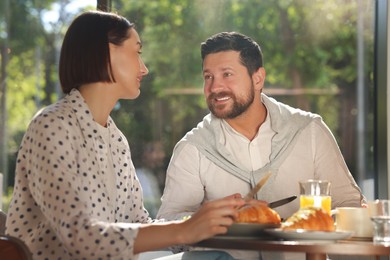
[179,193,245,244]
[134,194,244,253]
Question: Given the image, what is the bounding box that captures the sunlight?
[42,0,96,31]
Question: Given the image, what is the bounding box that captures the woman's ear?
[253,67,266,91]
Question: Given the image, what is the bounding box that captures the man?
[158,32,365,259]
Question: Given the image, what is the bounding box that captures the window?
[0,0,383,211]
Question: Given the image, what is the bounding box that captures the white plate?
[265,228,353,241]
[218,223,280,238]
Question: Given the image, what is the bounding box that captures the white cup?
[332,207,373,238]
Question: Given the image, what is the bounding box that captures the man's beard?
[207,83,255,119]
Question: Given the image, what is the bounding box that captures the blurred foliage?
[2,187,13,213]
[1,0,375,189]
[113,0,375,173]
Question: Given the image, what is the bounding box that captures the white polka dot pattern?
[6,89,152,260]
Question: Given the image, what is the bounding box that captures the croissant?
[281,207,335,231]
[236,201,281,224]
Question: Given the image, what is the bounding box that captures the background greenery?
[0,0,375,211]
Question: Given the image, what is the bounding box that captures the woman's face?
[109,28,149,99]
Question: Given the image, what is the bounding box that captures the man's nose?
[209,77,224,92]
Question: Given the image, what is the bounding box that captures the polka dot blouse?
[6,89,153,260]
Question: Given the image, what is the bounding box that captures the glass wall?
[0,0,379,213]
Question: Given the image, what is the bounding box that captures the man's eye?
[204,75,213,80]
[223,72,232,77]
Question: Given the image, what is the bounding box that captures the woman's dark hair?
[59,11,134,94]
[200,32,263,76]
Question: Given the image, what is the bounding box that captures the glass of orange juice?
[299,180,331,214]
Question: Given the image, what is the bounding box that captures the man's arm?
[311,119,366,207]
[157,142,206,220]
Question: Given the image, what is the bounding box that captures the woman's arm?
[135,195,244,253]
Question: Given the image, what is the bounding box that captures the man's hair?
[200,32,263,75]
[59,11,134,94]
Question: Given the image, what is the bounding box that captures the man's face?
[202,51,255,119]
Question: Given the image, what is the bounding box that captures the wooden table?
[196,237,390,260]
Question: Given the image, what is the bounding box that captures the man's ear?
[253,67,266,91]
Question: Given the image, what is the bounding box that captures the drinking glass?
[369,200,390,246]
[299,179,331,214]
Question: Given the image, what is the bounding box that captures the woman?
[5,11,243,260]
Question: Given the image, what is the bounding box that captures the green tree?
[1,0,95,192]
[0,0,56,192]
[112,0,373,175]
[2,0,374,193]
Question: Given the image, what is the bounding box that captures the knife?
[268,195,297,208]
[243,172,272,201]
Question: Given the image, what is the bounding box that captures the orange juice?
[300,195,332,214]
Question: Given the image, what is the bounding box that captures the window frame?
[374,0,389,199]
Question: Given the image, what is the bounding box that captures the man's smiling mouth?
[216,96,230,101]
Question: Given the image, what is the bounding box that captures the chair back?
[0,210,6,235]
[0,235,33,260]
